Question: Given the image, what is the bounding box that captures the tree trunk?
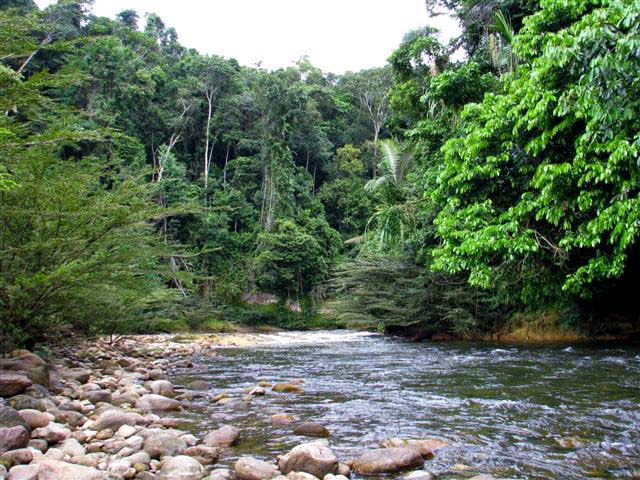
[203,90,214,194]
[223,143,230,189]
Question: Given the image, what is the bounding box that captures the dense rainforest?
[1,0,639,351]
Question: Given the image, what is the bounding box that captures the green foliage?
[327,258,513,336]
[256,217,340,298]
[432,0,640,300]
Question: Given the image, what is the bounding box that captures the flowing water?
[171,331,640,479]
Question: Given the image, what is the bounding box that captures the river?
[171,331,640,479]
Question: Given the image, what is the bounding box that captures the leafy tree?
[0,7,176,348]
[256,218,338,300]
[432,0,640,301]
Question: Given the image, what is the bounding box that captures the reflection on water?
[170,331,640,479]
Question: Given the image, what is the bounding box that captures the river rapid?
[171,331,640,479]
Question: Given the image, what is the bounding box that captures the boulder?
[59,368,91,385]
[184,446,219,463]
[272,383,304,394]
[323,476,348,480]
[27,439,48,452]
[0,407,30,431]
[285,474,318,480]
[159,455,203,480]
[293,423,329,438]
[469,476,498,480]
[15,459,109,479]
[206,468,233,480]
[0,374,32,398]
[31,423,71,443]
[6,395,44,411]
[188,380,209,391]
[82,390,112,405]
[556,436,589,449]
[235,457,281,480]
[0,353,49,388]
[337,464,350,477]
[106,459,132,475]
[91,408,144,431]
[135,394,181,412]
[22,385,50,399]
[272,414,297,426]
[351,447,423,474]
[117,425,137,439]
[278,441,338,478]
[57,438,85,457]
[379,437,448,458]
[53,410,87,428]
[17,409,53,429]
[6,464,39,480]
[0,447,33,466]
[0,426,30,456]
[401,471,437,480]
[0,407,30,455]
[148,380,175,398]
[143,433,186,458]
[202,425,239,447]
[44,448,65,461]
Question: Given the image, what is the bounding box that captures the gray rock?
[293,423,329,438]
[82,390,112,405]
[159,455,203,480]
[0,353,49,388]
[272,414,297,426]
[31,423,71,443]
[205,469,233,480]
[143,433,186,459]
[17,409,53,429]
[5,464,39,480]
[0,407,30,431]
[135,394,181,412]
[13,459,110,479]
[91,408,144,431]
[285,474,318,480]
[277,441,338,478]
[148,381,175,398]
[53,410,87,428]
[6,395,44,412]
[188,380,208,391]
[184,446,219,463]
[0,375,32,398]
[0,421,30,455]
[202,425,239,447]
[401,471,437,480]
[60,368,92,385]
[235,457,281,480]
[351,447,423,474]
[0,447,33,466]
[57,438,86,457]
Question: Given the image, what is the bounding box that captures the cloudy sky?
[34,0,460,73]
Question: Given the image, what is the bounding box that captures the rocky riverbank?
[1,334,496,480]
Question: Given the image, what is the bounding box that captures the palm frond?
[380,140,400,184]
[364,176,387,192]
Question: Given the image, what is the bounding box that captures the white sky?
[34,0,460,73]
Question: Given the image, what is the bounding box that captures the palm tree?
[365,140,413,194]
[490,11,519,74]
[364,140,417,249]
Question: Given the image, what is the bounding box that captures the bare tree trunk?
[223,143,230,189]
[203,90,214,194]
[16,34,51,75]
[312,162,317,196]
